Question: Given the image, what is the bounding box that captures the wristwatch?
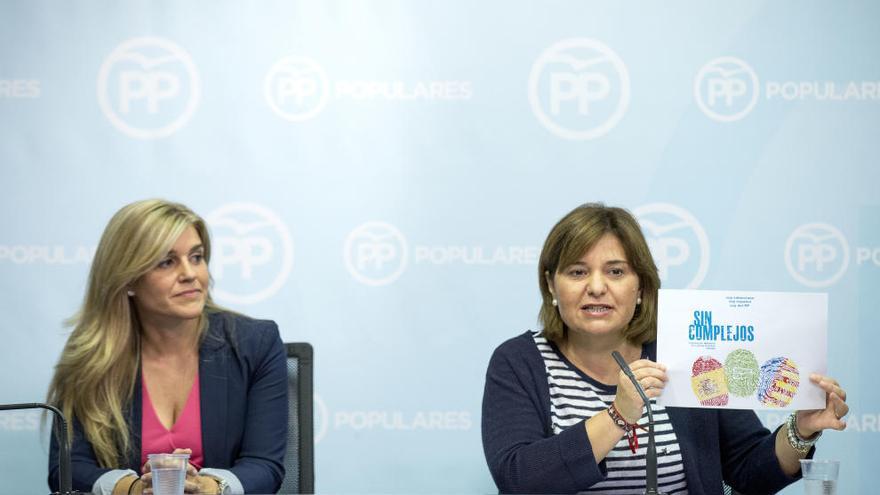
[785,412,821,454]
[214,477,229,495]
[204,475,229,495]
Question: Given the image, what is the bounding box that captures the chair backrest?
[280,343,314,494]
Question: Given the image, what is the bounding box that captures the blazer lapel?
[127,368,144,472]
[199,321,229,468]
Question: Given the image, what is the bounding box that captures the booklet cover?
[656,289,827,411]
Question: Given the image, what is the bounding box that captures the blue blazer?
[50,311,288,493]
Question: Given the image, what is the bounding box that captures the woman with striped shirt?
[481,203,849,494]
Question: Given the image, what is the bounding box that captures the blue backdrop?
[1,1,877,493]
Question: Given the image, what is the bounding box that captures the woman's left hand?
[795,374,849,437]
[170,448,205,494]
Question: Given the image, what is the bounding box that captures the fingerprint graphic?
[724,349,760,397]
[757,357,800,408]
[691,356,729,406]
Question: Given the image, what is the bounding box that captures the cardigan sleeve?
[718,409,804,494]
[481,338,607,494]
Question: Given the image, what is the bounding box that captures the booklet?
[656,289,827,411]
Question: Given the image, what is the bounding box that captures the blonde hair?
[47,199,216,467]
[538,203,661,345]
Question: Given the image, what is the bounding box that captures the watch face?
[208,476,228,494]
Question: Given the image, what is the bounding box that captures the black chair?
[280,343,314,494]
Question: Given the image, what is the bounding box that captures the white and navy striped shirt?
[534,332,689,495]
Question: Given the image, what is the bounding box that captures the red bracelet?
[607,403,647,454]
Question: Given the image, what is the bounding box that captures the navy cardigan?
[49,311,288,493]
[482,332,807,494]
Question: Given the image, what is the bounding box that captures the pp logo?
[634,203,710,289]
[694,56,759,122]
[528,38,630,140]
[344,222,408,286]
[784,223,849,288]
[314,394,329,444]
[206,203,294,304]
[97,37,200,139]
[264,56,330,121]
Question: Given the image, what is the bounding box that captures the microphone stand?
[611,351,665,495]
[0,402,76,495]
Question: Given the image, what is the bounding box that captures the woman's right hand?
[612,359,668,423]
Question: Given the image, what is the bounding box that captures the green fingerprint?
[724,349,759,397]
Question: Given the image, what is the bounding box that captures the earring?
[127,290,135,297]
[637,297,642,305]
[551,298,558,307]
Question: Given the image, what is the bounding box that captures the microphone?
[0,402,76,495]
[611,351,664,495]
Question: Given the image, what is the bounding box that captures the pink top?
[141,372,204,469]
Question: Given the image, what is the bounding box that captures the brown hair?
[538,203,660,345]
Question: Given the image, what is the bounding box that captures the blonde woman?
[47,200,287,494]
